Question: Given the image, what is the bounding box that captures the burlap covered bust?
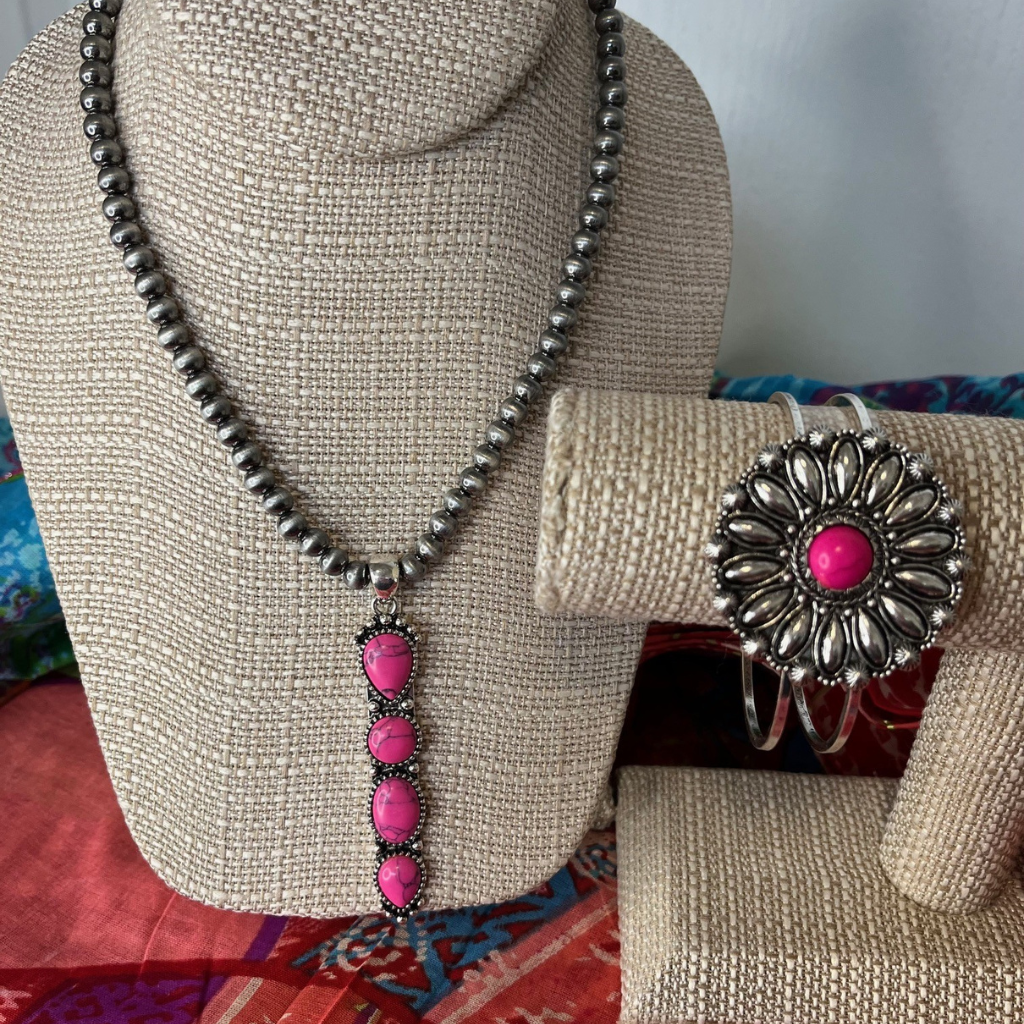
[0,0,730,914]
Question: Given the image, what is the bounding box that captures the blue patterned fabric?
[0,419,74,682]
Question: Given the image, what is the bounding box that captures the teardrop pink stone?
[367,716,417,765]
[378,854,422,910]
[372,777,421,844]
[362,633,413,700]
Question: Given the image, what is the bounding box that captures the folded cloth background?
[0,370,1020,1019]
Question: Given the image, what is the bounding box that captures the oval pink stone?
[367,716,417,765]
[372,777,421,844]
[808,525,874,590]
[377,854,422,911]
[362,633,413,700]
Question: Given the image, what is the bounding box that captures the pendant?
[355,560,425,918]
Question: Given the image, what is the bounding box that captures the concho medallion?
[707,425,967,687]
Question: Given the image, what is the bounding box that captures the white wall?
[2,0,1022,386]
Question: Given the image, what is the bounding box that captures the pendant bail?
[369,557,400,602]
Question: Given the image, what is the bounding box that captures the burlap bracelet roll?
[538,388,1024,911]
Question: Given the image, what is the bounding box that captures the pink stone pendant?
[355,590,425,919]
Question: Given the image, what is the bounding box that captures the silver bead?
[231,441,262,471]
[80,86,113,114]
[443,487,472,516]
[97,166,130,194]
[538,330,569,359]
[261,486,293,515]
[416,532,444,562]
[319,547,346,576]
[156,322,188,349]
[499,397,529,426]
[595,9,624,32]
[400,551,427,581]
[134,270,166,298]
[82,10,115,37]
[597,31,625,56]
[89,0,123,14]
[80,36,112,62]
[587,181,616,207]
[513,374,543,404]
[473,444,502,473]
[594,129,623,156]
[146,296,180,325]
[183,371,217,400]
[527,352,557,381]
[199,395,232,423]
[561,254,592,280]
[277,511,307,540]
[123,245,155,275]
[83,112,116,140]
[600,81,628,107]
[369,559,401,597]
[485,420,515,449]
[79,59,112,88]
[89,137,122,166]
[596,105,625,132]
[571,229,600,256]
[555,279,586,306]
[590,155,620,183]
[459,466,488,495]
[428,509,458,539]
[579,203,608,231]
[171,345,205,375]
[244,467,275,494]
[299,528,330,558]
[215,417,247,447]
[598,56,626,81]
[548,305,578,331]
[109,220,143,249]
[588,0,616,12]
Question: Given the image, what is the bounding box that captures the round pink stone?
[808,525,874,590]
[372,777,421,844]
[362,633,413,700]
[378,854,422,911]
[367,716,417,765]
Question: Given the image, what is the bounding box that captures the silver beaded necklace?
[77,0,628,919]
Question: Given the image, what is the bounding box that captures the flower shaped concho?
[707,424,967,689]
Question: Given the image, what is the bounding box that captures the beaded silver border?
[707,426,967,687]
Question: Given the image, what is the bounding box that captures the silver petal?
[893,566,954,600]
[723,554,785,587]
[829,438,863,502]
[885,485,938,527]
[893,528,956,558]
[816,613,848,676]
[738,587,793,629]
[726,516,784,547]
[750,474,800,521]
[854,607,890,669]
[787,445,824,507]
[880,593,929,641]
[864,452,904,507]
[773,604,815,662]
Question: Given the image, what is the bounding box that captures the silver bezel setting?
[709,427,967,686]
[374,848,427,921]
[367,769,425,847]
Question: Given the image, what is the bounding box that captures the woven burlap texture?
[0,1,732,914]
[617,766,1024,1024]
[537,388,1024,916]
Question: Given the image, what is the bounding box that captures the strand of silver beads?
[77,0,628,587]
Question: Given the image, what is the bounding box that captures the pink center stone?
[377,854,422,910]
[362,633,413,700]
[808,525,874,590]
[372,777,421,844]
[367,716,417,765]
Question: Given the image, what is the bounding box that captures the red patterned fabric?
[0,680,620,1023]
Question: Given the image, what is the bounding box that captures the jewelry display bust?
[0,0,730,915]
